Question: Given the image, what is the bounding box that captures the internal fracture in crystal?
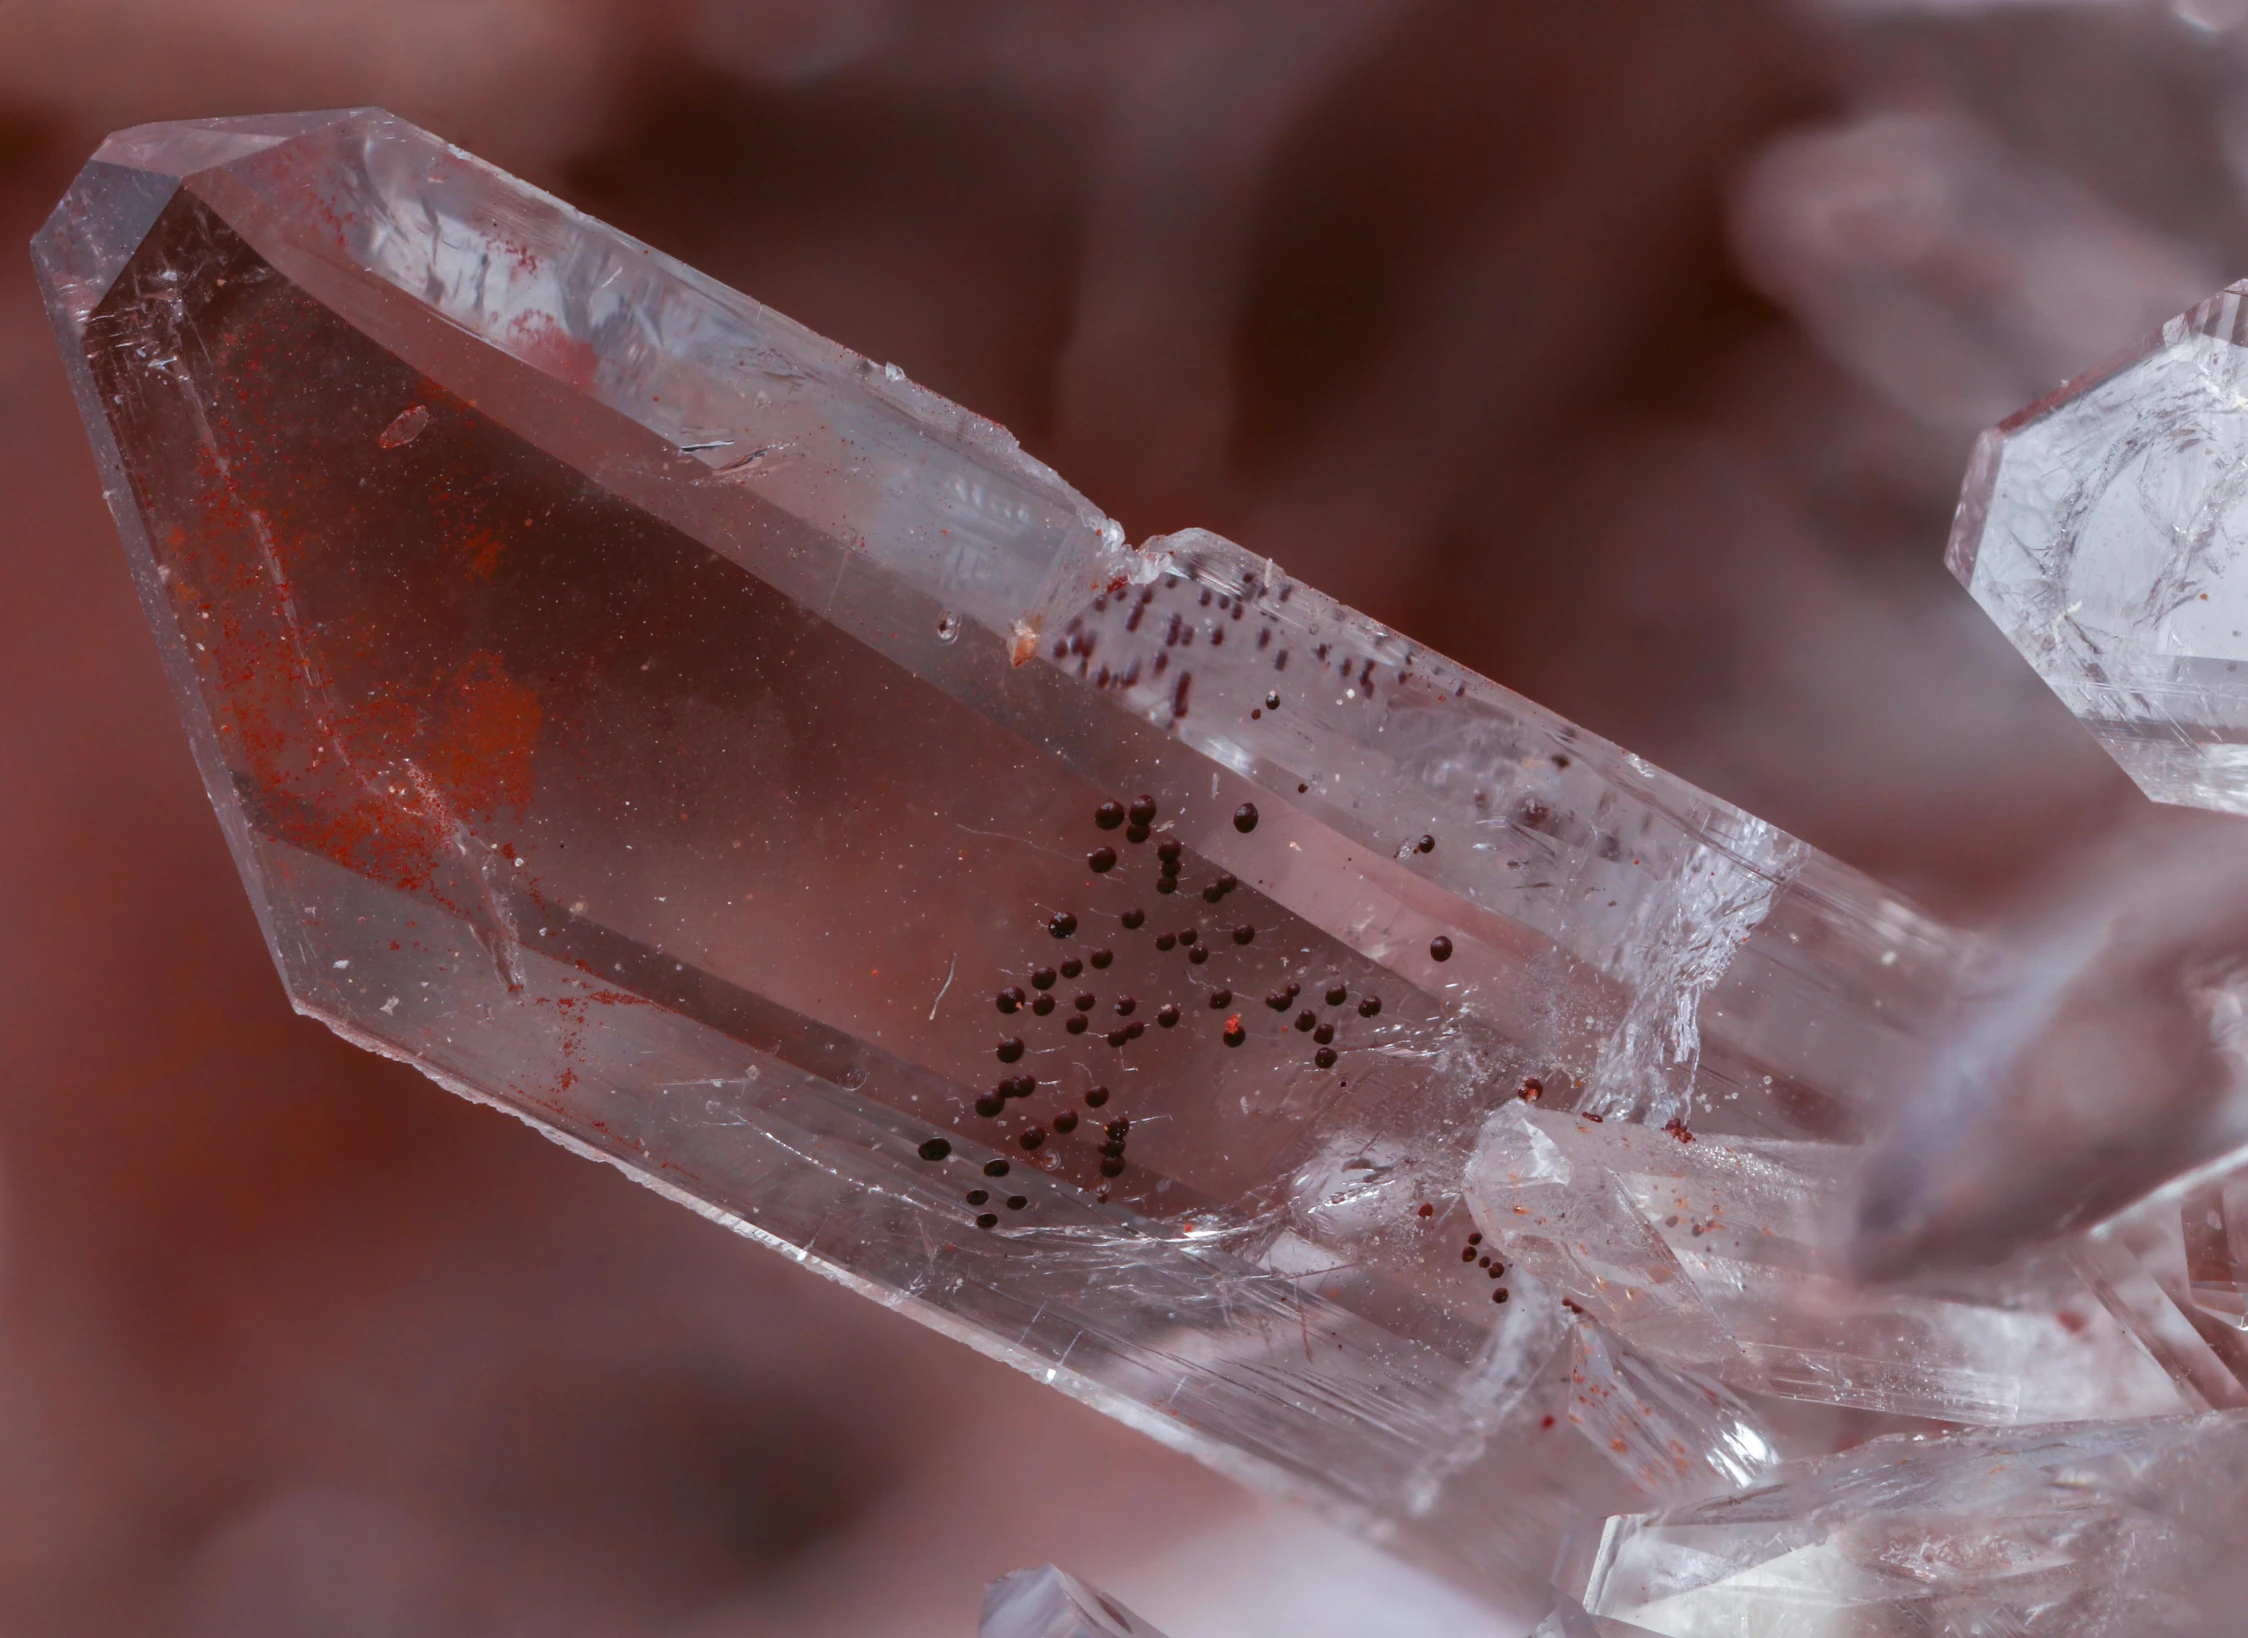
[1951,280,2248,817]
[31,109,2184,1608]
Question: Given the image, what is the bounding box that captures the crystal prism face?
[1469,1103,2182,1424]
[2077,1137,2248,1410]
[1568,1414,2248,1638]
[981,1568,1167,1638]
[38,110,2083,1595]
[1950,282,2248,815]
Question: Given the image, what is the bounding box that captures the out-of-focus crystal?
[982,1567,1168,1638]
[1949,280,2248,816]
[1469,1102,2183,1424]
[1566,1414,2248,1637]
[34,109,2125,1600]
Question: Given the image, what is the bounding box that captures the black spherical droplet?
[976,1213,999,1230]
[1223,1018,1246,1047]
[1416,834,1435,854]
[1007,1195,1028,1211]
[1121,908,1146,930]
[984,1159,1010,1178]
[1065,1015,1088,1035]
[1156,840,1183,866]
[997,987,1025,1014]
[1031,994,1055,1016]
[1114,996,1137,1017]
[1489,1264,1505,1279]
[1095,800,1126,830]
[1084,1086,1110,1108]
[1461,1246,1478,1263]
[1234,803,1259,833]
[1074,991,1096,1012]
[1155,878,1177,895]
[1088,847,1118,874]
[1100,1157,1126,1178]
[1157,1003,1180,1028]
[1232,925,1255,946]
[1358,996,1382,1018]
[1313,1023,1334,1045]
[1008,1077,1037,1098]
[1128,795,1158,826]
[1265,991,1290,1012]
[1295,1010,1317,1032]
[1106,1028,1128,1047]
[1478,1255,1492,1269]
[918,1138,952,1162]
[1032,967,1056,990]
[1089,948,1113,969]
[1266,691,1280,709]
[966,1189,989,1206]
[1060,958,1083,979]
[996,1037,1025,1063]
[1325,985,1347,1007]
[1019,1128,1046,1151]
[1314,1047,1337,1068]
[1492,1289,1509,1304]
[1106,1118,1130,1140]
[976,1094,1005,1117]
[1179,927,1199,946]
[1283,981,1301,999]
[1053,1110,1079,1134]
[1429,935,1453,962]
[1188,947,1208,965]
[1125,823,1151,845]
[1126,1021,1145,1039]
[1155,933,1177,952]
[1050,912,1078,938]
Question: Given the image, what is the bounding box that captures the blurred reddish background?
[0,2,2239,1633]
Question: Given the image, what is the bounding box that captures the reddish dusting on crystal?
[37,110,2139,1615]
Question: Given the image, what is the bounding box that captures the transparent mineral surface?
[1950,280,2248,816]
[982,1567,1168,1638]
[31,109,2182,1607]
[1565,1413,2248,1638]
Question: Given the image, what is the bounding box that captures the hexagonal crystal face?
[1950,283,2248,815]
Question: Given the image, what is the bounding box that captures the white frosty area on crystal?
[1951,283,2248,815]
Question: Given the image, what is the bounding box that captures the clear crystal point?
[1950,281,2248,816]
[37,109,2132,1599]
[982,1567,1168,1638]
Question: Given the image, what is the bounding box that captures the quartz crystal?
[1950,280,2248,815]
[982,1567,1168,1638]
[1469,1102,2181,1424]
[31,110,2171,1604]
[1564,1413,2248,1637]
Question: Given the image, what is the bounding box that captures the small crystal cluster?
[982,1567,1167,1638]
[39,111,2248,1633]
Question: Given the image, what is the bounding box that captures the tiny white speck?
[333,959,350,969]
[1879,949,1898,966]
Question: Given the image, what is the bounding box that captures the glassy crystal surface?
[36,109,2086,1598]
[1469,1102,2182,1424]
[2076,1137,2248,1410]
[1949,280,2248,815]
[982,1567,1168,1638]
[1566,1414,2248,1638]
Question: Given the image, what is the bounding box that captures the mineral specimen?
[1950,280,2248,816]
[31,109,2181,1611]
[982,1567,1168,1638]
[1564,1413,2248,1637]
